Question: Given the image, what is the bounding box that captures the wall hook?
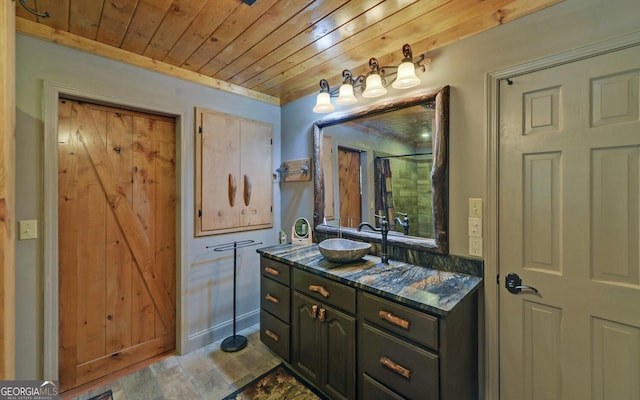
[506,78,514,85]
[19,0,51,18]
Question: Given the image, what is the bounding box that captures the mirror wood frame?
[313,85,450,255]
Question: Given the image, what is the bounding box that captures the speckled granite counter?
[257,244,482,317]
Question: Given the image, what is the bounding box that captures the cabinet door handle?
[318,307,326,322]
[243,174,252,206]
[380,356,411,379]
[265,329,279,342]
[378,310,410,330]
[264,267,280,276]
[228,173,237,207]
[308,285,330,298]
[311,304,318,319]
[265,294,280,304]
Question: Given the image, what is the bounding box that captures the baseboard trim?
[186,308,260,353]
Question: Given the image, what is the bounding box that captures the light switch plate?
[19,219,38,240]
[468,217,482,237]
[469,198,482,218]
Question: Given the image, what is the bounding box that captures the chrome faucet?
[357,214,389,264]
[394,212,410,235]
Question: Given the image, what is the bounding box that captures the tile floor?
[68,325,280,400]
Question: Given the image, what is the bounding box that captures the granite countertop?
[257,244,483,317]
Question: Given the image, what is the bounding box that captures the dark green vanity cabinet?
[258,250,480,400]
[292,269,356,400]
[259,257,291,362]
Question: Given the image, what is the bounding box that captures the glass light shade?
[312,92,335,113]
[392,61,421,89]
[335,84,358,105]
[362,73,387,98]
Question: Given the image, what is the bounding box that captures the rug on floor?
[222,363,327,400]
[86,389,113,400]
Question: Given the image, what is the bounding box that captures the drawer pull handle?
[380,356,411,379]
[264,267,280,276]
[319,308,326,322]
[311,304,318,319]
[309,285,330,298]
[379,310,410,330]
[265,329,279,342]
[265,294,280,304]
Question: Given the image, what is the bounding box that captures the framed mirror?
[313,85,449,255]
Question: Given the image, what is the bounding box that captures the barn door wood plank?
[75,106,176,332]
[75,105,107,366]
[105,110,133,355]
[153,119,177,336]
[58,99,79,391]
[132,115,160,342]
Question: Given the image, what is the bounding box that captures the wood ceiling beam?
[15,17,281,106]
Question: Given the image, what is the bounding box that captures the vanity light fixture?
[312,44,430,113]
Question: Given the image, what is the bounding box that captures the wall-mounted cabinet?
[195,108,273,236]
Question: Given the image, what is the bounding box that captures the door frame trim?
[42,81,187,379]
[485,30,640,399]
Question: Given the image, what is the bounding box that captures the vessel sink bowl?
[319,238,371,263]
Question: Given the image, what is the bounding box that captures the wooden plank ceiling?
[15,0,562,105]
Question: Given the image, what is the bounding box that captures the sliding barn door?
[58,99,176,391]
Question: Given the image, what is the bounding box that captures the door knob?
[505,273,539,294]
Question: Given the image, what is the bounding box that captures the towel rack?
[207,239,262,352]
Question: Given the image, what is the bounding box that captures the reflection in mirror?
[375,152,433,238]
[313,86,449,255]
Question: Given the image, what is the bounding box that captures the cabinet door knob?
[265,294,280,304]
[318,308,326,322]
[311,304,318,319]
[264,267,280,276]
[380,356,411,379]
[309,285,330,298]
[378,310,410,329]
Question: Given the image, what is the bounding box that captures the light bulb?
[362,74,387,98]
[392,61,421,89]
[312,92,334,113]
[335,83,357,105]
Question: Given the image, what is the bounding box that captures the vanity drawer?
[293,269,356,314]
[260,310,290,362]
[359,291,438,350]
[260,276,290,323]
[361,373,406,400]
[261,257,290,286]
[360,322,438,400]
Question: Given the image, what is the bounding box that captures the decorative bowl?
[318,238,371,263]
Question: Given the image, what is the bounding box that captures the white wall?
[15,35,281,379]
[281,0,640,256]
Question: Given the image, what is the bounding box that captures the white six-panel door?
[499,45,640,399]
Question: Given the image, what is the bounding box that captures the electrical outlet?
[468,217,482,237]
[469,237,483,257]
[469,198,482,218]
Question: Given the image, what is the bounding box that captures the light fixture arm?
[319,79,331,93]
